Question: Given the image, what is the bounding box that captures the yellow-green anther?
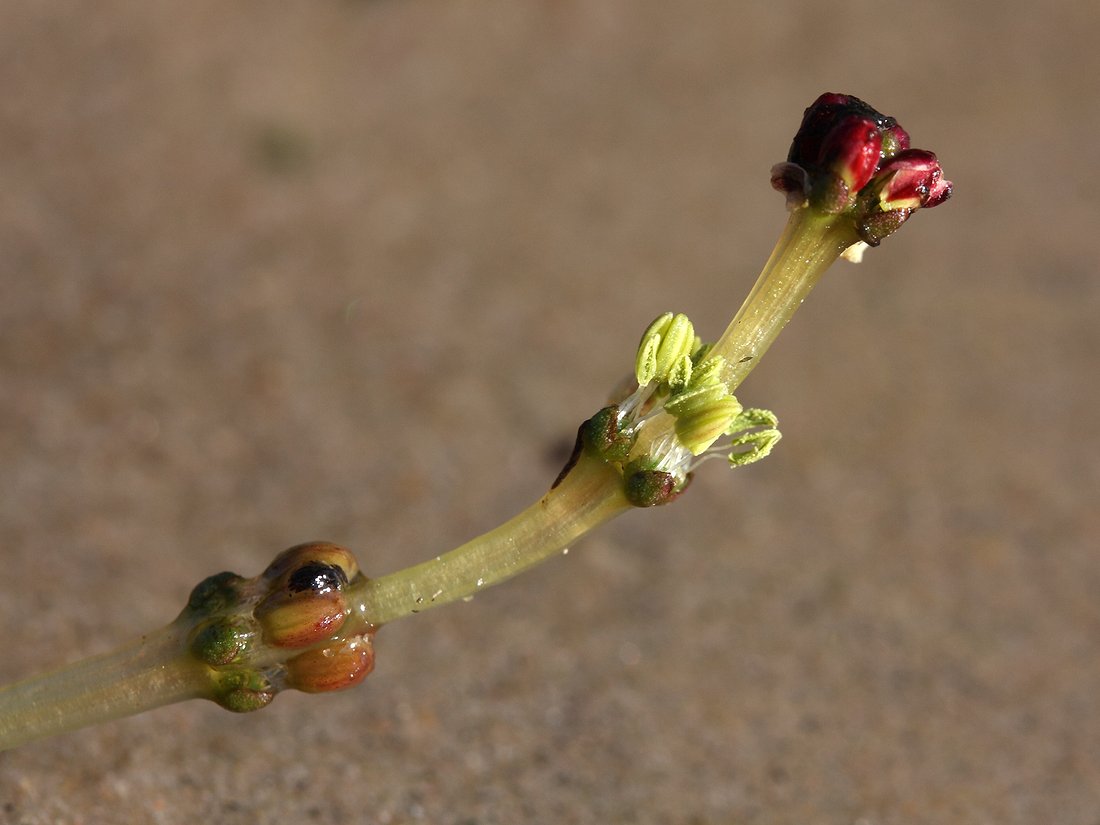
[654,314,695,381]
[667,354,693,393]
[687,354,726,388]
[640,312,675,344]
[634,313,698,388]
[674,395,742,455]
[724,407,782,467]
[726,407,779,434]
[664,382,735,419]
[635,332,661,386]
[726,427,782,467]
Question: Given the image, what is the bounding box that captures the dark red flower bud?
[820,115,883,190]
[782,93,903,213]
[853,149,953,246]
[787,93,893,170]
[869,149,952,211]
[812,114,883,213]
[775,92,952,243]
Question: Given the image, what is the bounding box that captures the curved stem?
[0,622,210,751]
[0,207,862,751]
[350,452,631,626]
[709,208,857,394]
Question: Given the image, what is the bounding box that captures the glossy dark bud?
[263,542,359,584]
[287,562,349,595]
[186,571,246,615]
[256,543,361,649]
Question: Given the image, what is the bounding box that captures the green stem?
[0,622,209,751]
[350,451,631,626]
[630,208,855,460]
[709,207,857,394]
[0,207,861,750]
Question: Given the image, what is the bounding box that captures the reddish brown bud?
[256,587,349,649]
[286,636,375,693]
[255,544,362,649]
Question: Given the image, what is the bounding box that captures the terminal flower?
[771,92,951,244]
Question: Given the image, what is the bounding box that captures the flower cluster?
[575,312,781,508]
[771,93,952,246]
[183,541,375,712]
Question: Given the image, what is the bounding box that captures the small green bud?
[189,617,256,667]
[624,467,681,508]
[580,406,636,463]
[218,689,274,713]
[212,670,275,713]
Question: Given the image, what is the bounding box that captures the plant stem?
[629,208,855,460]
[347,206,853,628]
[709,207,857,394]
[349,451,631,626]
[0,622,209,751]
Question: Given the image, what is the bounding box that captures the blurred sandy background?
[1,2,1097,823]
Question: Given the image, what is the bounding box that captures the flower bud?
[255,548,359,649]
[185,571,246,615]
[256,580,350,649]
[869,149,952,211]
[774,92,951,235]
[212,669,275,713]
[812,114,883,213]
[189,616,256,666]
[624,467,681,508]
[285,636,376,694]
[854,149,953,246]
[580,405,636,463]
[253,542,362,648]
[263,541,359,585]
